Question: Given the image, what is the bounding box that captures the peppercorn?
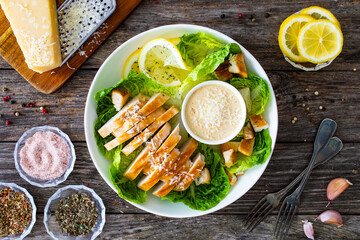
[265,13,270,18]
[5,120,10,125]
[42,109,47,114]
[238,13,243,18]
[15,112,20,117]
[251,18,256,22]
[40,106,44,110]
[10,100,16,104]
[2,87,7,92]
[220,14,225,19]
[314,91,319,95]
[22,103,26,107]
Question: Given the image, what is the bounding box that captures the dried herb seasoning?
[0,188,32,237]
[55,193,98,236]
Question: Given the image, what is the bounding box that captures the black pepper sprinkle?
[265,13,270,18]
[220,14,225,19]
[322,107,326,111]
[330,99,335,103]
[10,100,16,104]
[22,103,26,107]
[292,95,296,99]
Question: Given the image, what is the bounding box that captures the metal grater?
[57,0,116,65]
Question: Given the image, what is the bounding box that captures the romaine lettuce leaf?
[179,43,241,95]
[94,72,178,203]
[110,146,147,203]
[227,129,272,174]
[162,143,230,211]
[228,73,270,115]
[177,32,224,68]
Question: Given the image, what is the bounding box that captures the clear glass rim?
[0,182,37,240]
[43,185,106,240]
[13,126,76,188]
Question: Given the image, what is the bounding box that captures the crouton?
[214,60,233,81]
[238,138,255,157]
[250,115,269,132]
[238,87,252,114]
[221,142,240,152]
[229,53,248,78]
[111,88,130,111]
[225,170,238,185]
[223,149,237,168]
[243,122,255,140]
[195,168,211,185]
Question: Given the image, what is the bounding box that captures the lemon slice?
[297,20,343,64]
[278,14,316,62]
[300,6,340,26]
[122,38,181,77]
[138,38,191,87]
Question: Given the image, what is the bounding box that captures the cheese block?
[0,0,62,73]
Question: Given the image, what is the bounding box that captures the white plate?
[84,24,278,218]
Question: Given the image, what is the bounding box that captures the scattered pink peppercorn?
[3,96,10,102]
[28,103,35,107]
[5,120,10,125]
[238,13,243,18]
[42,109,47,114]
[12,93,15,96]
[155,1,159,4]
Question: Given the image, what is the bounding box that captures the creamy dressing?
[185,84,242,141]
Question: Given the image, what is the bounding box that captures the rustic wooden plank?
[22,214,360,239]
[0,70,359,142]
[1,142,358,215]
[0,0,357,71]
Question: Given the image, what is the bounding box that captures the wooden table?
[0,0,359,239]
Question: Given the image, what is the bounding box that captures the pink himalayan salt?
[20,131,70,180]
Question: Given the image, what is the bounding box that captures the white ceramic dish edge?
[181,80,247,145]
[84,24,278,218]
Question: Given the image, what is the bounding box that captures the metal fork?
[243,136,343,232]
[273,118,337,240]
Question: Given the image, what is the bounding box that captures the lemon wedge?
[300,6,340,27]
[122,48,141,77]
[138,38,191,87]
[297,20,343,64]
[278,14,316,62]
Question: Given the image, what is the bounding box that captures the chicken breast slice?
[142,125,181,175]
[112,93,170,137]
[137,148,180,191]
[104,107,165,151]
[123,123,171,181]
[121,106,179,156]
[98,94,149,138]
[174,153,205,191]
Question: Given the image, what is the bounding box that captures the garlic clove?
[302,220,315,240]
[327,178,352,205]
[317,210,343,227]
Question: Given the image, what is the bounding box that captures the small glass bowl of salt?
[14,126,76,188]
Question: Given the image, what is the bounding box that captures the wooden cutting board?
[0,0,142,94]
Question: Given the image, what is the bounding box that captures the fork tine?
[281,205,298,240]
[278,204,295,240]
[247,205,277,232]
[274,201,289,238]
[244,196,268,227]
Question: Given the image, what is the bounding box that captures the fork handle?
[294,119,337,197]
[277,137,342,196]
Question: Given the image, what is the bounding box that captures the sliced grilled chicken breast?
[174,153,205,191]
[121,106,179,156]
[112,93,170,137]
[98,94,149,138]
[123,123,171,181]
[104,107,165,151]
[137,148,180,191]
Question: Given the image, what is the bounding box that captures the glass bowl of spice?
[44,185,105,240]
[14,126,76,188]
[0,182,36,240]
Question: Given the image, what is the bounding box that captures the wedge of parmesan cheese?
[0,0,62,73]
